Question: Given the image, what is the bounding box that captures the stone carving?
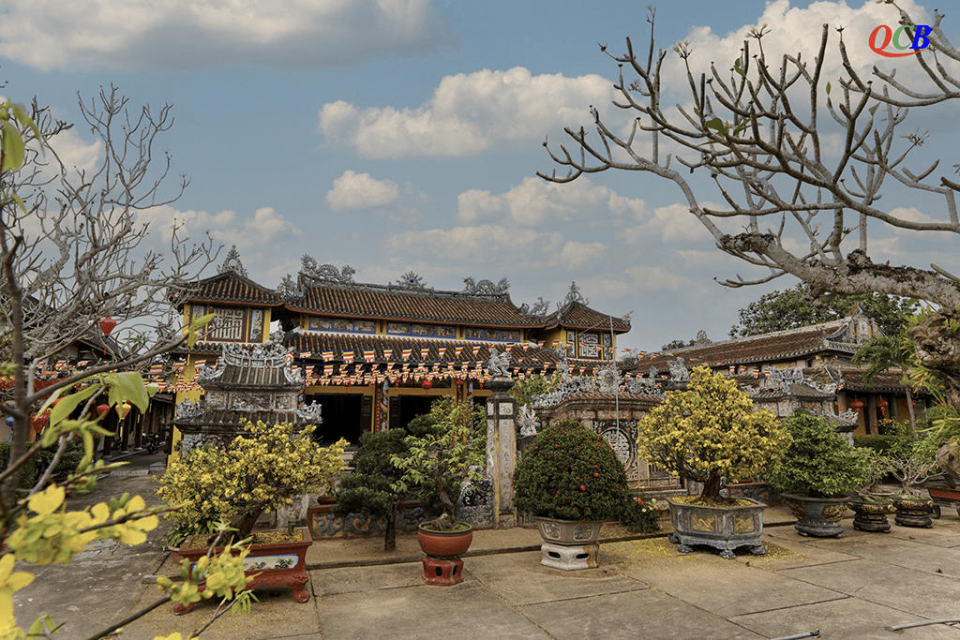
[695,329,711,345]
[533,358,664,409]
[297,400,323,423]
[596,364,620,394]
[299,255,355,284]
[763,366,805,393]
[394,271,428,290]
[518,405,539,437]
[176,400,202,419]
[488,349,510,377]
[276,274,303,301]
[217,245,248,278]
[669,358,690,382]
[457,468,495,529]
[559,281,588,307]
[518,297,551,318]
[462,277,509,296]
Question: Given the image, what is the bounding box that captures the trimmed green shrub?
[765,410,875,498]
[620,493,660,533]
[513,420,629,521]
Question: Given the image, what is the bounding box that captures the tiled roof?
[638,322,855,370]
[283,332,608,371]
[288,283,538,328]
[180,271,284,307]
[543,302,631,332]
[200,365,301,390]
[175,409,304,428]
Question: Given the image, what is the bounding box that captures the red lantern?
[30,413,48,433]
[421,378,433,391]
[96,403,111,420]
[849,400,864,413]
[99,317,117,337]
[877,398,889,417]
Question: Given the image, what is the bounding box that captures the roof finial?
[218,245,248,278]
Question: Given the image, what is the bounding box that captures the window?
[208,307,244,341]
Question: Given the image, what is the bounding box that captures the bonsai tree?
[636,366,788,503]
[391,398,484,530]
[765,410,875,498]
[160,421,347,542]
[513,420,630,521]
[333,428,411,551]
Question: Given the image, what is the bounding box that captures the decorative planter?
[307,497,425,538]
[173,526,313,614]
[417,523,473,586]
[893,497,935,528]
[534,517,603,570]
[666,497,767,559]
[782,492,849,538]
[927,484,960,519]
[847,499,894,533]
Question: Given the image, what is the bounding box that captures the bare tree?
[539,5,960,406]
[0,86,216,520]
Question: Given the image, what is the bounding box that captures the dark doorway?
[309,394,364,445]
[397,395,434,431]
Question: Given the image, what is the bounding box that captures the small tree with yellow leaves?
[160,422,347,542]
[637,366,789,502]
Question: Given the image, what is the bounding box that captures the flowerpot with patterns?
[534,517,603,570]
[847,498,894,533]
[173,526,313,614]
[666,497,768,559]
[893,496,935,528]
[782,492,850,538]
[417,522,473,586]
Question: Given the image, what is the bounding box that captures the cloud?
[457,176,645,226]
[319,67,614,158]
[385,224,562,264]
[137,204,300,251]
[0,0,456,72]
[662,0,931,94]
[622,202,715,245]
[326,170,400,211]
[553,241,606,269]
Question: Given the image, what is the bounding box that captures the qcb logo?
[869,24,932,57]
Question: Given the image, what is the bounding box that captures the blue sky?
[1,0,956,352]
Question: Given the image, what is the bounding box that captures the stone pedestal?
[421,556,465,585]
[540,542,599,571]
[485,376,516,526]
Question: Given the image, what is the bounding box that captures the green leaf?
[106,371,150,413]
[734,58,746,78]
[10,102,41,141]
[704,117,728,136]
[1,121,24,172]
[826,82,832,95]
[49,384,101,427]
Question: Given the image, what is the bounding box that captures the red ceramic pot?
[417,523,473,558]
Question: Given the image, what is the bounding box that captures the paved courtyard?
[14,454,960,639]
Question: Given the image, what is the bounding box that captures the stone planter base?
[927,485,960,519]
[783,493,849,538]
[540,542,598,570]
[666,498,767,559]
[848,501,894,533]
[894,498,934,528]
[421,556,465,585]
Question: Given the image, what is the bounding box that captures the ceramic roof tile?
[182,271,283,307]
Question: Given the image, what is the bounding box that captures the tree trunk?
[702,475,723,501]
[384,507,397,552]
[234,507,265,541]
[905,388,916,435]
[909,311,960,410]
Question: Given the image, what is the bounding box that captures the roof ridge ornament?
[560,281,588,308]
[395,271,429,291]
[299,255,356,285]
[519,296,550,318]
[217,245,248,278]
[462,277,510,296]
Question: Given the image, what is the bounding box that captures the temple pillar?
[485,375,516,527]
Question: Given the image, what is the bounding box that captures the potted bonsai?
[885,434,938,528]
[636,366,789,558]
[159,420,346,610]
[391,397,484,585]
[513,420,631,570]
[766,409,875,538]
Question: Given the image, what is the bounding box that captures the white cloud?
[622,202,715,245]
[0,0,456,71]
[386,224,562,264]
[663,0,931,95]
[137,204,300,251]
[457,177,645,226]
[326,170,400,211]
[624,265,695,292]
[554,241,606,269]
[319,67,614,158]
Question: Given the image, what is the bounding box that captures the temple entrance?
[308,394,366,445]
[389,395,434,431]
